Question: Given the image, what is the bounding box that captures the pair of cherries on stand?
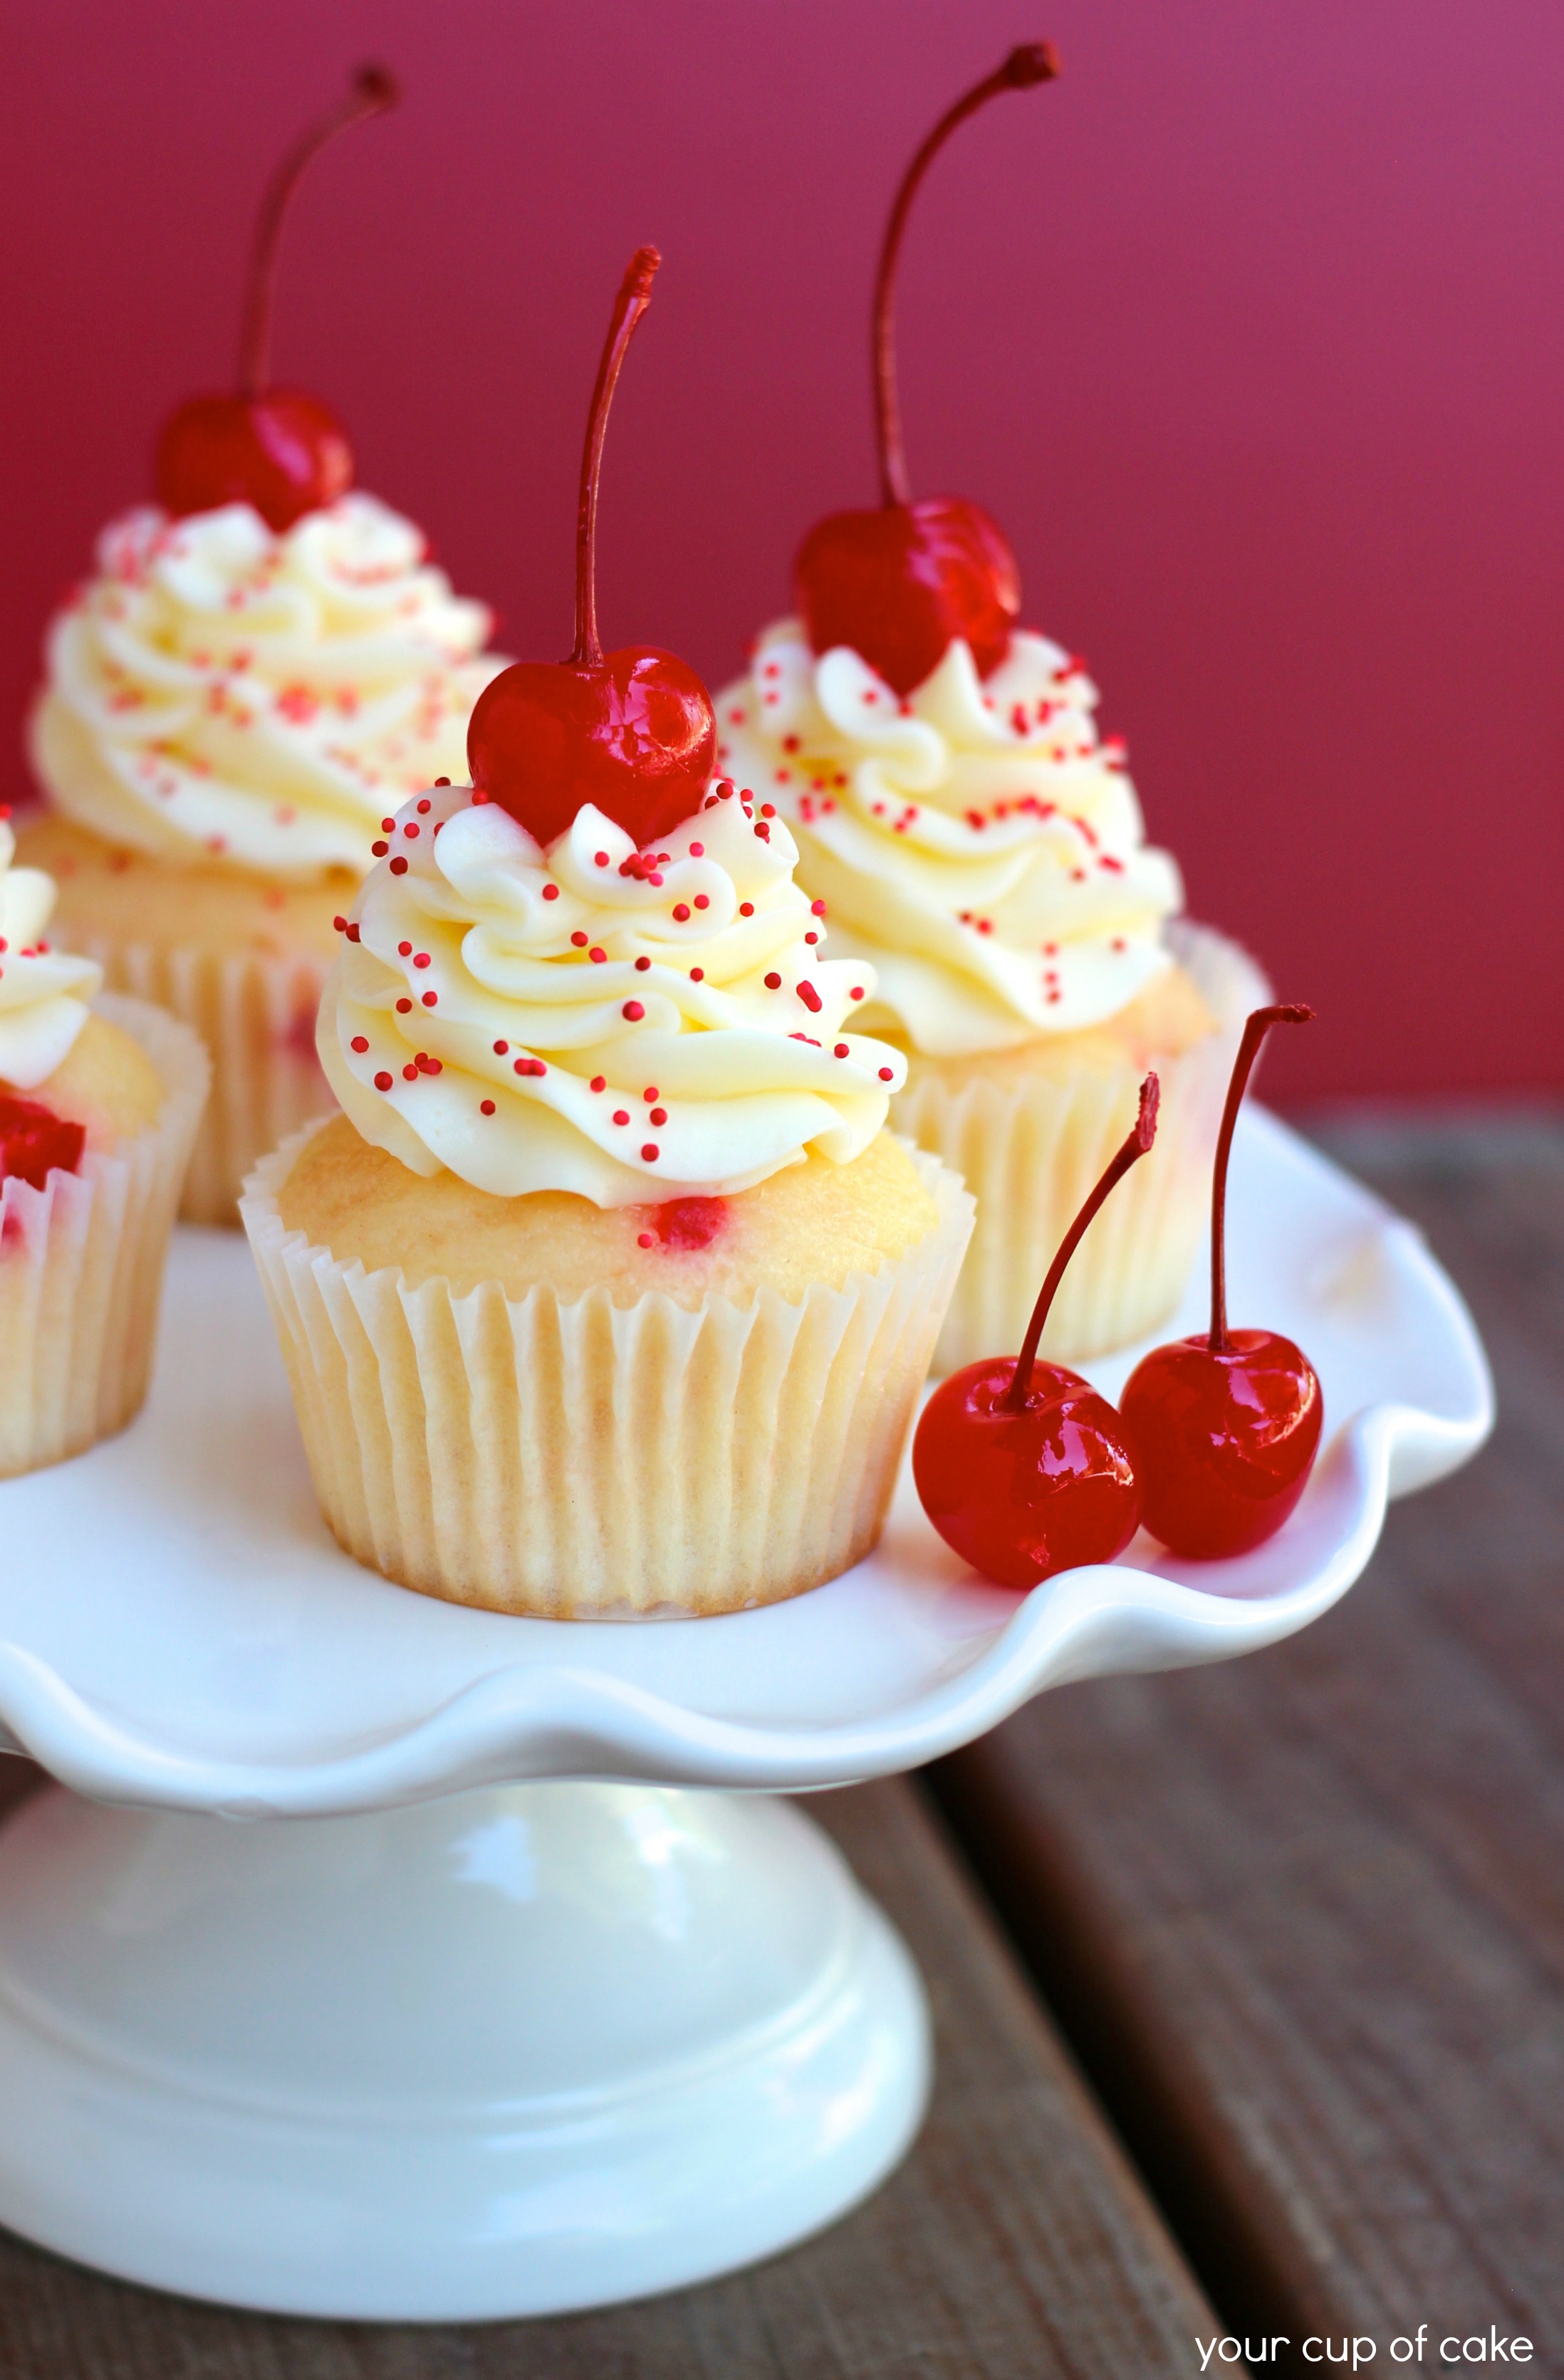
[914,1008,1323,1589]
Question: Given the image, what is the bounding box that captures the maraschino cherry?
[794,42,1059,696]
[466,249,717,850]
[0,1095,84,1194]
[154,64,400,532]
[1120,1006,1322,1559]
[914,1074,1158,1590]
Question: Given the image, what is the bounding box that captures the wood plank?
[934,1115,1564,2369]
[0,1756,1219,2378]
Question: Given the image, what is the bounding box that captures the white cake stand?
[0,1110,1491,2322]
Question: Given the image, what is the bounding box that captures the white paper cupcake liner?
[67,928,335,1228]
[241,1130,974,1619]
[892,921,1271,1374]
[0,992,209,1479]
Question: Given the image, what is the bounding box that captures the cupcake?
[241,250,971,1617]
[21,69,502,1225]
[0,812,209,1478]
[716,45,1264,1372]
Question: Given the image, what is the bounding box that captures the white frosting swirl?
[320,781,907,1204]
[30,495,502,880]
[715,621,1184,1055]
[0,818,102,1089]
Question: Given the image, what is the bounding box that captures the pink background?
[4,0,1561,1105]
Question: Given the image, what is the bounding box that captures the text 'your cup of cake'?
[241,249,974,1619]
[23,68,505,1224]
[717,44,1268,1373]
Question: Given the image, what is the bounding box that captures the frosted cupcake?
[21,70,501,1223]
[241,251,971,1617]
[717,46,1263,1371]
[0,813,209,1478]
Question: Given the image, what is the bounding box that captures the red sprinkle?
[849,986,864,1001]
[672,904,690,922]
[389,856,408,875]
[413,953,432,969]
[595,851,610,867]
[399,942,413,956]
[333,914,348,933]
[543,882,561,901]
[350,1035,369,1053]
[878,1067,894,1082]
[689,842,704,857]
[642,1086,659,1102]
[375,1070,393,1090]
[403,823,419,840]
[481,1099,496,1115]
[571,931,589,948]
[622,1001,645,1021]
[396,998,412,1014]
[422,991,437,1006]
[590,946,607,964]
[641,1143,659,1162]
[739,902,754,917]
[402,1063,419,1081]
[635,955,652,972]
[612,1109,630,1125]
[810,899,826,917]
[834,1043,850,1058]
[345,924,360,942]
[417,798,432,813]
[689,966,704,981]
[637,1231,655,1248]
[693,894,709,910]
[764,972,782,990]
[590,1075,606,1092]
[494,1040,509,1054]
[796,981,822,1014]
[371,840,389,857]
[649,1106,667,1125]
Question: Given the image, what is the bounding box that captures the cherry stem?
[570,246,661,669]
[871,41,1059,508]
[1208,1003,1314,1353]
[1004,1072,1159,1412]
[237,63,400,400]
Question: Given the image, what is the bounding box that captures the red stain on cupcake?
[639,1196,726,1252]
[0,1095,85,1193]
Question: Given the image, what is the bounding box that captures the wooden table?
[2,1115,1560,2375]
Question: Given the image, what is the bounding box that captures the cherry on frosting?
[1120,1006,1323,1559]
[0,1094,85,1194]
[466,249,717,850]
[154,65,399,533]
[793,42,1058,697]
[913,1074,1157,1590]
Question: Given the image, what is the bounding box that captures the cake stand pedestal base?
[0,1778,929,2322]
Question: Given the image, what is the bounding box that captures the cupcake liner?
[241,1132,975,1618]
[893,922,1271,1374]
[65,928,335,1228]
[0,992,209,1479]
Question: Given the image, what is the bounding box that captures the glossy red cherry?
[793,43,1058,696]
[914,1074,1158,1590]
[154,66,398,533]
[1120,1005,1323,1559]
[467,249,717,850]
[0,1095,85,1193]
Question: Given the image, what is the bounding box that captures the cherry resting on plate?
[913,1075,1158,1591]
[466,249,717,850]
[154,65,399,532]
[793,41,1059,696]
[1120,1005,1323,1559]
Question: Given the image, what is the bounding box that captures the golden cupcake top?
[0,812,103,1090]
[319,779,906,1204]
[715,621,1182,1057]
[29,499,501,883]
